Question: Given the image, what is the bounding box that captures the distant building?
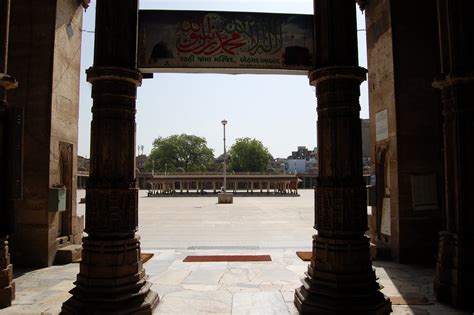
[136,154,148,173]
[288,146,311,160]
[361,119,370,158]
[77,155,90,172]
[282,146,318,174]
[285,159,306,173]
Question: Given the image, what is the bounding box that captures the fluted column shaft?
[433,0,474,310]
[294,0,391,313]
[61,1,159,313]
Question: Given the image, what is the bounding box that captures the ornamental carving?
[85,188,138,235]
[315,186,367,235]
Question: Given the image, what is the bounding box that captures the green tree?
[146,134,214,172]
[228,138,273,172]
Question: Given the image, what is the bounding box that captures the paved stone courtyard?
[0,190,470,314]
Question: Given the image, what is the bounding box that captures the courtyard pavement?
[0,190,470,314]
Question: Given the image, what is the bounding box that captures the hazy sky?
[78,0,368,159]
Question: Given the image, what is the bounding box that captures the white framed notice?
[381,197,391,236]
[375,109,388,142]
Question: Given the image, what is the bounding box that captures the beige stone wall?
[49,0,83,253]
[8,1,83,267]
[366,0,400,258]
[388,0,442,263]
[366,0,443,263]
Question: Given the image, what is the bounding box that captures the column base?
[434,231,474,311]
[0,238,14,309]
[61,288,158,315]
[294,235,391,314]
[295,285,391,314]
[61,237,159,314]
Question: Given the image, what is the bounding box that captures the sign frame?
[138,10,314,75]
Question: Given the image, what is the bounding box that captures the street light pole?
[221,119,227,193]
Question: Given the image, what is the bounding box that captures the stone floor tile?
[250,267,299,285]
[232,291,288,315]
[286,301,299,315]
[156,290,232,314]
[182,269,225,285]
[151,283,184,298]
[280,289,295,302]
[182,284,221,292]
[225,284,261,294]
[285,264,307,276]
[151,269,191,285]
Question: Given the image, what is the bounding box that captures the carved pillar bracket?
[0,74,18,91]
[309,66,367,86]
[61,65,158,313]
[86,67,142,87]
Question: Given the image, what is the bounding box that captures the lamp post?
[221,119,227,192]
[218,119,232,204]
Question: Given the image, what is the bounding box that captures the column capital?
[78,0,91,9]
[86,67,142,87]
[0,74,17,90]
[356,0,367,12]
[309,66,367,86]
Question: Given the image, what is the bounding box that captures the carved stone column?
[433,0,474,310]
[61,1,159,313]
[0,237,14,308]
[294,0,391,313]
[0,0,16,308]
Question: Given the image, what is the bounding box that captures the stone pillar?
[61,1,159,313]
[0,0,16,308]
[294,0,391,313]
[0,237,14,309]
[433,0,474,310]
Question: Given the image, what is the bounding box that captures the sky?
[78,0,368,159]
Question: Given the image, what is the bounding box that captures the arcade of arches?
[0,0,473,314]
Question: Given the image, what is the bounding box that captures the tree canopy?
[146,134,214,172]
[228,137,272,172]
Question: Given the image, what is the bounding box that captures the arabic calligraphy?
[139,10,314,72]
[225,18,283,56]
[176,14,283,57]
